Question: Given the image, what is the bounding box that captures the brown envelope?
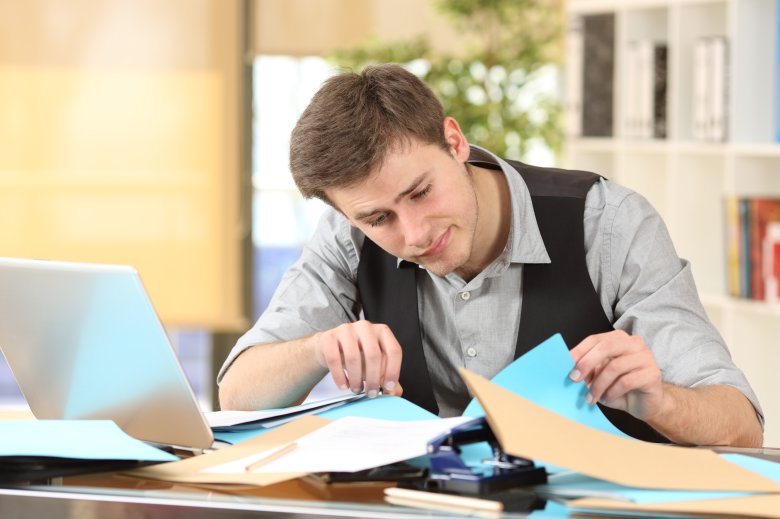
[459,368,780,493]
[128,415,331,486]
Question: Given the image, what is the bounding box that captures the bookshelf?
[565,0,780,446]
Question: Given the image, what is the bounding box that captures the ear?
[442,117,470,162]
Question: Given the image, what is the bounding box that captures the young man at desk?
[218,64,763,448]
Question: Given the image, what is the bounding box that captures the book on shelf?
[763,222,780,303]
[693,36,729,142]
[724,197,740,297]
[740,199,751,299]
[652,42,668,139]
[693,38,709,141]
[581,12,614,137]
[623,39,667,140]
[724,197,780,301]
[709,36,728,142]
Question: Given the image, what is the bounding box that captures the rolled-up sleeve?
[217,209,364,383]
[588,181,763,424]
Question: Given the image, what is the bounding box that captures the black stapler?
[412,416,547,496]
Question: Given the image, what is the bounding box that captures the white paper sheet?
[202,443,296,474]
[203,416,472,475]
[205,392,364,428]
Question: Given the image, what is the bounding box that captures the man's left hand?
[569,330,664,420]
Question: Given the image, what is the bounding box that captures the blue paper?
[721,453,780,483]
[316,394,437,421]
[214,394,437,444]
[542,453,780,505]
[541,470,746,504]
[0,420,177,462]
[463,334,629,438]
[213,428,265,445]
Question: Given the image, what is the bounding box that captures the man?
[219,64,763,447]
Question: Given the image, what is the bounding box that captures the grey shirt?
[219,146,762,422]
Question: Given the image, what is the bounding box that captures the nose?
[399,207,432,250]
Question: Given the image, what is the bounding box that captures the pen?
[244,442,297,472]
[384,487,503,514]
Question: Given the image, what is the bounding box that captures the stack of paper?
[211,389,437,445]
[133,333,780,519]
[132,413,467,486]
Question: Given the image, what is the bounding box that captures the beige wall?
[0,0,246,329]
[251,0,463,56]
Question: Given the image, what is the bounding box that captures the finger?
[569,333,604,363]
[378,352,387,389]
[569,332,617,381]
[571,338,614,383]
[388,382,404,397]
[571,331,639,382]
[583,357,608,386]
[359,333,383,398]
[318,333,350,391]
[570,330,630,362]
[600,355,661,403]
[587,351,648,404]
[599,367,654,407]
[377,324,403,393]
[598,368,663,420]
[337,327,365,393]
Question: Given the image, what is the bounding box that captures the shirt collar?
[396,145,550,268]
[468,145,550,266]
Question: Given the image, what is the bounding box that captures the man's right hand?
[312,320,403,398]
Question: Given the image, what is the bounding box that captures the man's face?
[327,137,479,278]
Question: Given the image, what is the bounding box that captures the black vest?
[357,159,668,443]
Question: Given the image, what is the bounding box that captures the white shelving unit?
[566,0,780,446]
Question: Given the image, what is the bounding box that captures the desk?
[5,452,780,518]
[0,474,409,518]
[0,471,557,518]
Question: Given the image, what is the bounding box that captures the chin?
[421,265,449,277]
[419,257,459,278]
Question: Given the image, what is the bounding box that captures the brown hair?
[289,63,449,203]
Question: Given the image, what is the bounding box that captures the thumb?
[387,382,403,397]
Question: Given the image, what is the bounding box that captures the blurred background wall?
[0,0,564,409]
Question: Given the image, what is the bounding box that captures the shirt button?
[466,347,477,358]
[460,291,471,301]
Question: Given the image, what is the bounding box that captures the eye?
[368,214,388,227]
[412,184,432,200]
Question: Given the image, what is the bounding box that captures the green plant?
[329,0,563,162]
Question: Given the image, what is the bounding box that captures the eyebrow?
[353,173,428,221]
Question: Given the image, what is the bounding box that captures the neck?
[455,164,512,282]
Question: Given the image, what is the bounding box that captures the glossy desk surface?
[6,448,780,519]
[0,471,561,518]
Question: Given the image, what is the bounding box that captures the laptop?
[0,257,214,450]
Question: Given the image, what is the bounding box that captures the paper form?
[204,416,471,474]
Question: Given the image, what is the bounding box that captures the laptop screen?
[0,258,214,449]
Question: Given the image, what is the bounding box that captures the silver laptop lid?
[0,257,214,449]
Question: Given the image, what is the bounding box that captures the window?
[251,56,331,316]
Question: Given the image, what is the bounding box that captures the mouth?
[419,227,451,258]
